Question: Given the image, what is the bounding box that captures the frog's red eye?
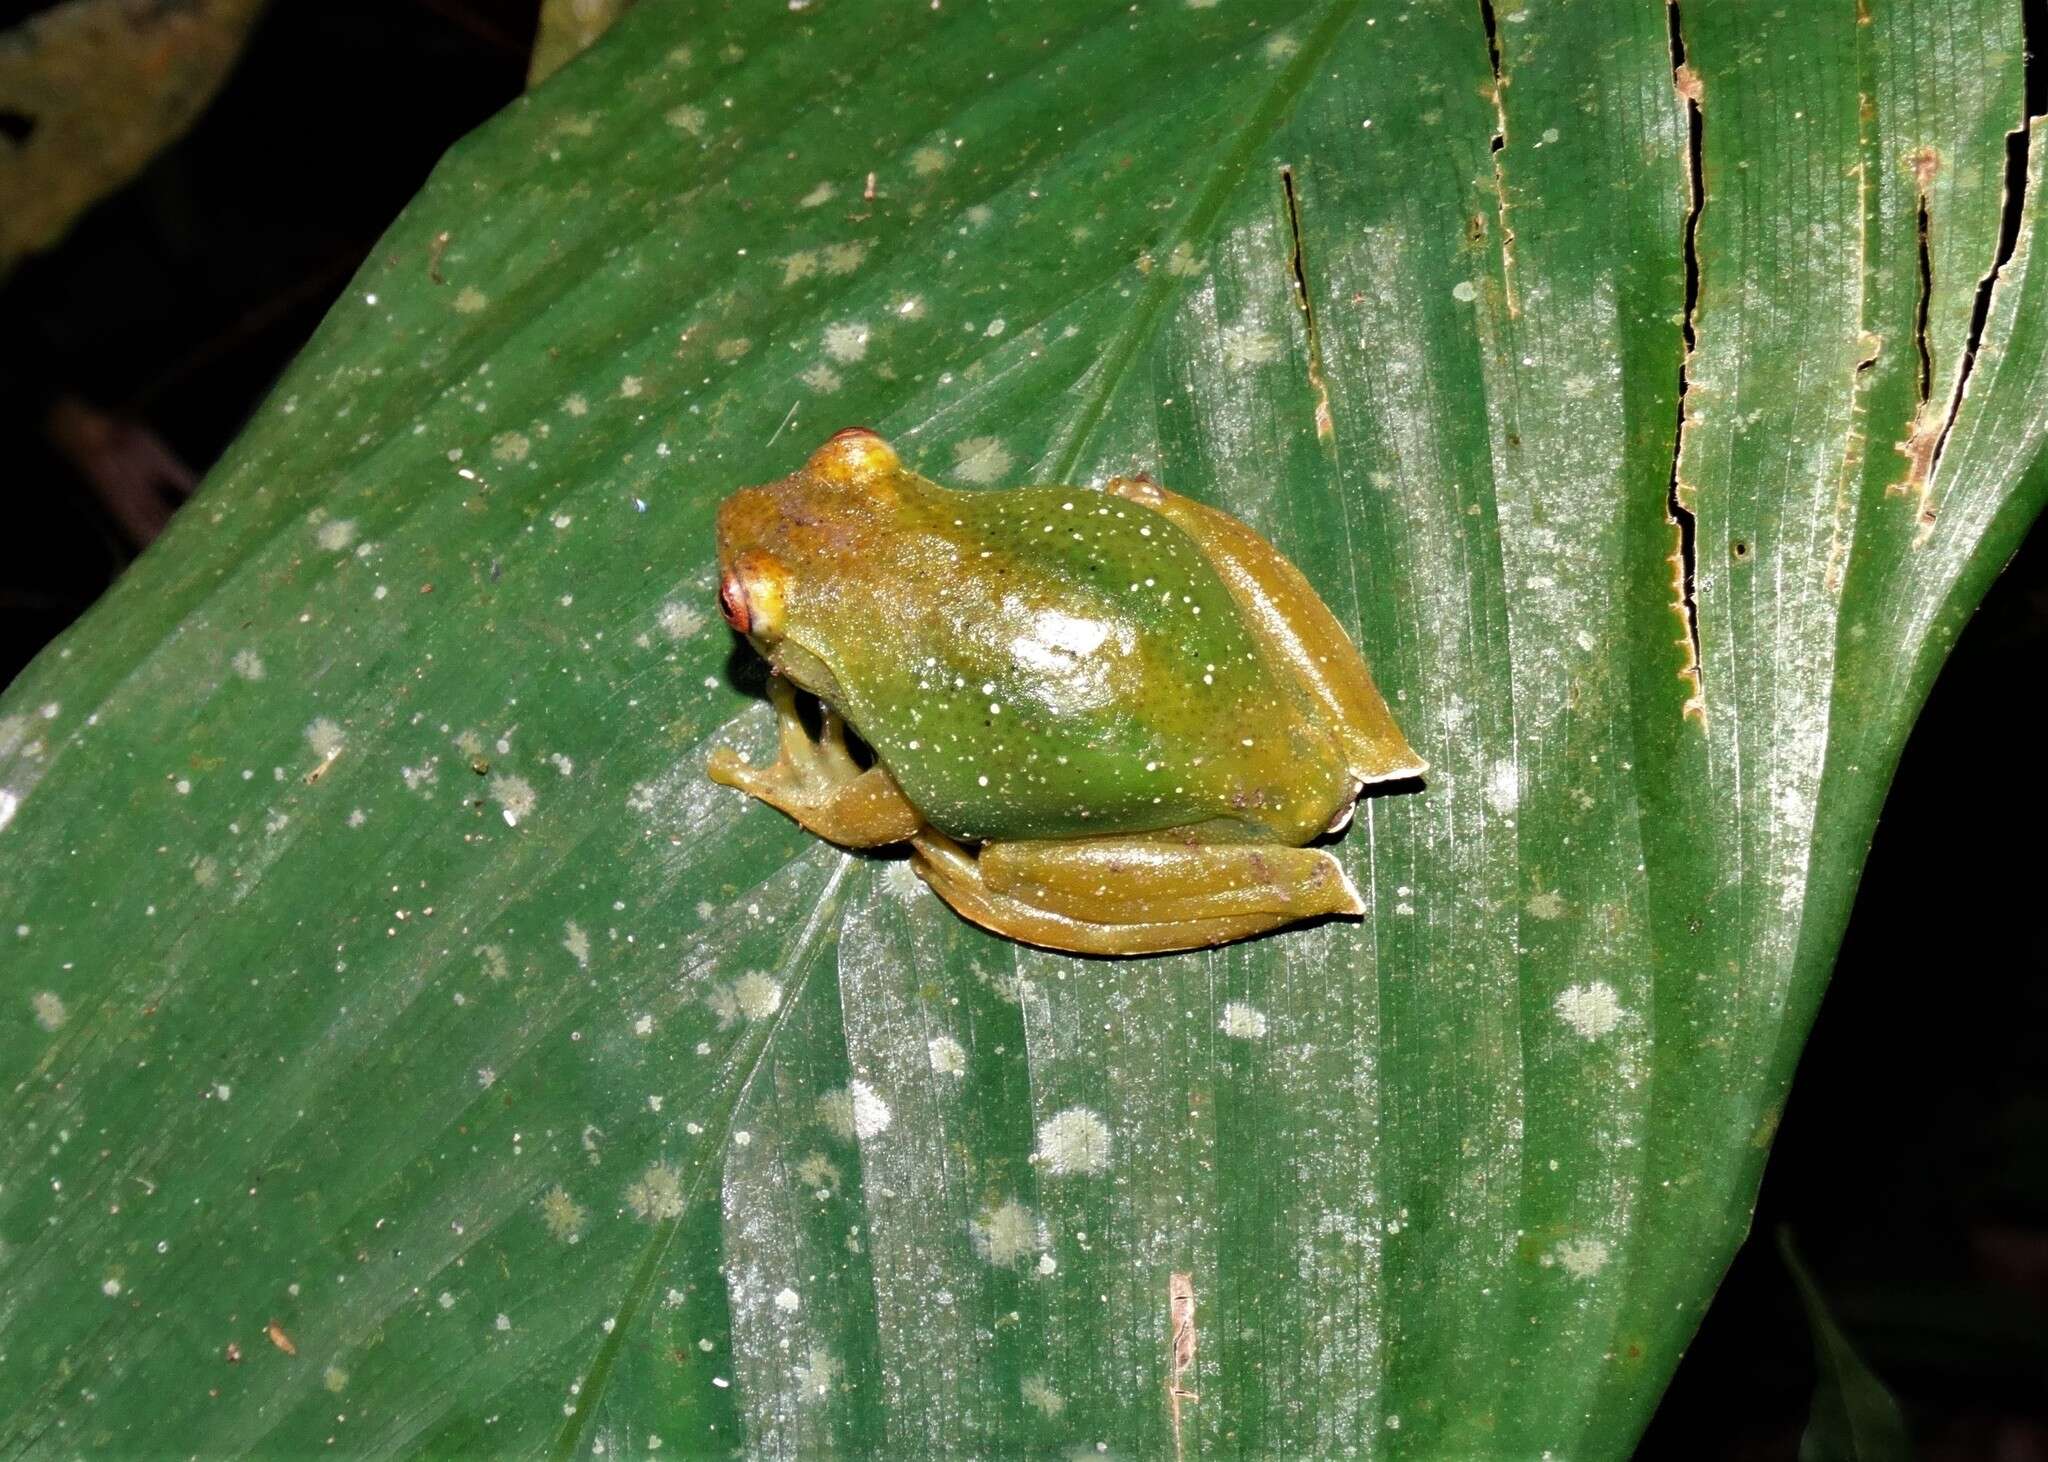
[717,572,750,633]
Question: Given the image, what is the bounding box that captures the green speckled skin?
[715,436,1355,845]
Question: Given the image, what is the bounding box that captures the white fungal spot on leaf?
[561,921,591,969]
[1219,321,1283,371]
[1021,1375,1065,1417]
[231,649,265,681]
[927,1034,966,1075]
[822,321,869,362]
[1554,981,1624,1039]
[817,1080,892,1142]
[950,436,1013,485]
[492,773,537,826]
[1551,1236,1612,1278]
[659,601,705,640]
[1034,1106,1112,1175]
[305,718,345,760]
[666,104,707,135]
[315,519,358,552]
[32,992,66,1031]
[970,1198,1046,1268]
[1219,1001,1268,1039]
[626,1161,686,1222]
[540,1186,588,1243]
[709,971,783,1025]
[453,287,488,314]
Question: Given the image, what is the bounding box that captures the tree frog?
[709,429,1422,956]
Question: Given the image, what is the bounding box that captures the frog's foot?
[709,677,923,848]
[908,832,1363,957]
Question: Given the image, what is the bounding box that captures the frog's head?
[714,428,905,700]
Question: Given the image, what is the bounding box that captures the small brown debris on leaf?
[266,1321,297,1356]
[1168,1271,1199,1457]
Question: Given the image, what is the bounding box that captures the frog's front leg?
[908,832,1363,956]
[709,677,923,847]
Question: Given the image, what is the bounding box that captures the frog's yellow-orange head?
[714,428,906,697]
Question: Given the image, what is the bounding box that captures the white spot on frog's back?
[32,991,66,1031]
[1555,981,1624,1039]
[1218,1001,1268,1039]
[1034,1106,1112,1175]
[491,773,537,827]
[971,1198,1046,1268]
[315,518,358,553]
[821,321,869,362]
[817,1080,891,1142]
[950,435,1013,485]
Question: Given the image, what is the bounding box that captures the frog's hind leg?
[1104,474,1424,786]
[908,832,1362,957]
[709,677,923,847]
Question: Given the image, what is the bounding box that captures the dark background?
[2,5,2043,1455]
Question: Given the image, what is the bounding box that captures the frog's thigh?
[1104,475,1424,783]
[910,834,1296,956]
[980,837,1363,926]
[708,679,922,848]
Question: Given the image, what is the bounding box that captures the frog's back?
[828,484,1352,845]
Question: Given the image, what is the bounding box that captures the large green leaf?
[2,2,2041,1454]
